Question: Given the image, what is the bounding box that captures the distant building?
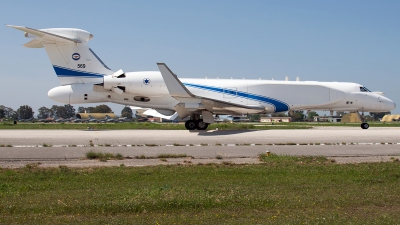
[260,117,292,123]
[147,117,162,122]
[226,115,250,122]
[313,116,342,123]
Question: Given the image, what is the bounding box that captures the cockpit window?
[360,86,371,92]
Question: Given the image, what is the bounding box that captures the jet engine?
[103,69,126,95]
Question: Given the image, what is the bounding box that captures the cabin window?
[360,86,371,92]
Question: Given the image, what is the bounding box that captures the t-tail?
[7,25,113,85]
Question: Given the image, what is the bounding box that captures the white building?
[313,116,342,123]
[260,117,292,122]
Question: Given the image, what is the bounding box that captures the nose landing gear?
[361,122,369,129]
[358,111,369,129]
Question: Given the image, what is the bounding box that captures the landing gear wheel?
[185,120,197,130]
[361,122,369,129]
[195,119,209,130]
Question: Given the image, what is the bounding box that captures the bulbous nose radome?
[379,96,396,111]
[48,85,71,104]
[385,100,396,111]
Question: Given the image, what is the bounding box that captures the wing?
[156,63,266,122]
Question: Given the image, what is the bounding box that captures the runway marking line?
[7,143,400,148]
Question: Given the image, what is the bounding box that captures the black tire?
[185,120,197,130]
[195,119,209,130]
[361,123,369,129]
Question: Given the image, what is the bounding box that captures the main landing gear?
[185,119,209,130]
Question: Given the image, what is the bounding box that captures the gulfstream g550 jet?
[8,25,396,130]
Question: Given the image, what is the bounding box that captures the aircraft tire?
[195,119,209,130]
[185,120,197,130]
[361,123,369,129]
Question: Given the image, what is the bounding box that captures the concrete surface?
[0,127,399,167]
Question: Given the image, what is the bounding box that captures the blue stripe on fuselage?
[53,65,104,78]
[183,83,289,112]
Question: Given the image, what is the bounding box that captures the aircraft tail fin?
[7,25,114,85]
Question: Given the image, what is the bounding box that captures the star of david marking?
[143,78,150,85]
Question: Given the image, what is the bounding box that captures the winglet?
[157,63,195,98]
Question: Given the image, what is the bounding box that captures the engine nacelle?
[103,75,120,90]
[102,71,170,97]
[48,83,105,104]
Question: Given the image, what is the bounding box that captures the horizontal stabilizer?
[23,39,43,48]
[7,25,82,45]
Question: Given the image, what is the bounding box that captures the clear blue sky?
[1,0,399,115]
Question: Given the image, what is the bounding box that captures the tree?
[77,106,86,113]
[93,104,112,113]
[10,111,18,120]
[50,105,59,117]
[291,110,305,122]
[0,105,4,119]
[64,104,76,118]
[249,114,261,122]
[37,106,52,119]
[307,111,319,121]
[0,106,15,119]
[17,105,34,119]
[0,108,4,119]
[121,106,133,119]
[52,104,76,119]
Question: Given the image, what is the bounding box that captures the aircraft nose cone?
[386,101,396,111]
[380,96,396,111]
[48,86,71,103]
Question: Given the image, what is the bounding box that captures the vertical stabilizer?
[7,25,114,85]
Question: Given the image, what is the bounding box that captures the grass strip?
[1,155,400,224]
[85,150,124,161]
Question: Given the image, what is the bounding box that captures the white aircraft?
[8,25,396,130]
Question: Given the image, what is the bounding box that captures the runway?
[0,127,399,167]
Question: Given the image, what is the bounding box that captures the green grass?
[1,156,400,224]
[157,153,188,158]
[85,150,124,161]
[42,143,52,147]
[172,143,185,146]
[0,144,13,147]
[145,143,158,147]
